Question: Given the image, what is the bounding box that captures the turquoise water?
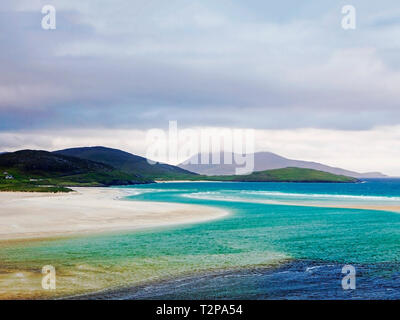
[120,179,400,264]
[2,179,400,299]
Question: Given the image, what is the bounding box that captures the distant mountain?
[179,152,387,178]
[0,150,150,189]
[54,146,197,179]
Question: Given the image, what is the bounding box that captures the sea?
[2,179,400,299]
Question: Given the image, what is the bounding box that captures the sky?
[1,0,400,175]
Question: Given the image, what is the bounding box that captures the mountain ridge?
[54,146,197,180]
[0,147,361,192]
[179,151,387,178]
[0,149,151,191]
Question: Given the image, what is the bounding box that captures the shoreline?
[267,200,400,213]
[185,194,400,214]
[1,185,399,299]
[0,187,229,241]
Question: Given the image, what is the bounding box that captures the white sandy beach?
[0,187,229,240]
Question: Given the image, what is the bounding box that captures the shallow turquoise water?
[2,179,400,298]
[118,179,400,264]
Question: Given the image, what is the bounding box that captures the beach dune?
[0,187,228,240]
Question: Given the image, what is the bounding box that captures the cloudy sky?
[1,0,400,175]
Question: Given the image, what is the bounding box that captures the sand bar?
[307,203,400,213]
[255,199,400,213]
[0,187,229,240]
[186,194,400,213]
[265,200,400,213]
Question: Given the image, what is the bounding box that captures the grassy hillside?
[210,167,359,183]
[0,150,151,192]
[159,167,359,183]
[0,149,358,193]
[54,146,198,180]
[54,147,356,183]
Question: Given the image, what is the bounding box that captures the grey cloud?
[1,0,400,131]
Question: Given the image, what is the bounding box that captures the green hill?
[54,146,197,180]
[0,150,151,192]
[202,167,359,183]
[0,148,358,193]
[53,147,357,183]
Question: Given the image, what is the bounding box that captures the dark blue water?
[80,260,400,300]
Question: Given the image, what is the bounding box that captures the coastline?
[185,194,400,214]
[0,187,229,241]
[1,182,400,299]
[258,199,400,214]
[303,202,400,213]
[1,183,399,299]
[265,200,400,214]
[2,184,394,241]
